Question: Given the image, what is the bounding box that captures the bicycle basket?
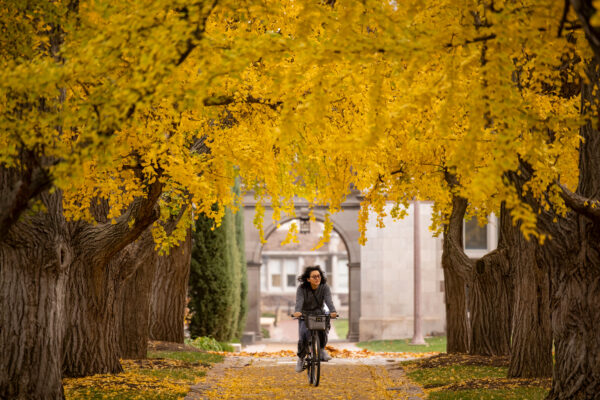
[306,315,327,331]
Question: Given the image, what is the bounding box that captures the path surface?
[185,342,426,400]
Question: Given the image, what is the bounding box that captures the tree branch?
[568,0,600,57]
[87,176,164,264]
[443,171,473,272]
[203,94,283,110]
[0,157,53,241]
[557,182,600,221]
[176,0,219,66]
[446,34,497,48]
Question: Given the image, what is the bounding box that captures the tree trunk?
[441,191,473,353]
[547,226,600,398]
[150,229,192,343]
[62,182,164,376]
[506,211,552,378]
[469,248,512,356]
[547,57,600,398]
[442,265,471,353]
[62,256,124,376]
[0,191,70,399]
[118,230,158,359]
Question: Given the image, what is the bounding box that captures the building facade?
[260,221,349,316]
[359,202,498,340]
[243,193,498,342]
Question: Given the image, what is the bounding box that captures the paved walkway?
[184,317,428,399]
[186,355,425,399]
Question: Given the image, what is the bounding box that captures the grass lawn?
[357,336,447,352]
[63,351,223,400]
[400,353,550,400]
[332,318,348,339]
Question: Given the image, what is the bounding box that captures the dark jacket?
[294,283,336,315]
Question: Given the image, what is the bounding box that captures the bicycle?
[292,313,338,387]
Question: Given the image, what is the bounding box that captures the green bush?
[261,327,270,339]
[186,336,225,352]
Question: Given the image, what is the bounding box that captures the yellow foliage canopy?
[0,0,589,246]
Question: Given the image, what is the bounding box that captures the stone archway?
[242,191,362,343]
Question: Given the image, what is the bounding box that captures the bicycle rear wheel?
[311,332,321,386]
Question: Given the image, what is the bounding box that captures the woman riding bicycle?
[292,265,337,373]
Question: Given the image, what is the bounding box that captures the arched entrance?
[242,192,362,343]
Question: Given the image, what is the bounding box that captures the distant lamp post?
[299,215,310,234]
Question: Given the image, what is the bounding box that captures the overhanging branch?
[0,155,53,241]
[557,182,600,221]
[203,94,283,110]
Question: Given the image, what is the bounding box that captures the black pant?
[297,319,328,358]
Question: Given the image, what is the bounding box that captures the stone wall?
[359,202,446,341]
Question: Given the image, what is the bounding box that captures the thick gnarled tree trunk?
[62,182,163,377]
[442,192,473,353]
[547,230,600,398]
[0,192,70,400]
[62,257,124,376]
[118,230,158,359]
[150,229,191,343]
[505,211,551,378]
[547,75,600,397]
[468,247,512,357]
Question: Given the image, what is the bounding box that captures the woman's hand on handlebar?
[330,312,338,319]
[292,312,302,318]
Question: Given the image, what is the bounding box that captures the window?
[271,274,281,288]
[464,219,487,250]
[268,258,282,290]
[284,259,298,288]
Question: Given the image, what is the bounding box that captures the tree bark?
[62,257,124,376]
[118,230,158,359]
[468,246,512,357]
[62,181,163,376]
[546,220,600,398]
[150,229,192,343]
[441,191,473,353]
[505,208,552,378]
[0,190,70,400]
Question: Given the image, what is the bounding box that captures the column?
[347,261,361,341]
[244,261,262,342]
[411,200,426,344]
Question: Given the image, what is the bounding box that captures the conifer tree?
[189,207,239,341]
[234,184,248,340]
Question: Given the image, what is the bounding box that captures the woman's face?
[308,270,321,288]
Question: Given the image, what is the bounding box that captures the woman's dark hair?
[297,265,327,288]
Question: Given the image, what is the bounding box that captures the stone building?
[359,203,498,340]
[243,191,498,342]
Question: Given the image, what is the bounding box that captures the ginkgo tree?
[209,0,597,397]
[0,0,378,398]
[2,0,600,399]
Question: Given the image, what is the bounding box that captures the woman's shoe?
[295,357,304,372]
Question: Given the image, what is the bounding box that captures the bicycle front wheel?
[306,352,313,385]
[311,332,321,387]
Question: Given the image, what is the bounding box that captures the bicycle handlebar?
[290,313,340,320]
